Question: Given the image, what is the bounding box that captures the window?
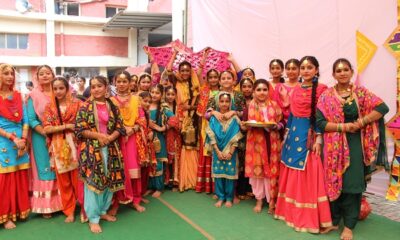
[106,6,125,18]
[0,33,29,49]
[66,3,79,16]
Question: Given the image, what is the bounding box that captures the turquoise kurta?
[206,116,242,179]
[26,97,55,180]
[0,103,29,173]
[148,107,174,190]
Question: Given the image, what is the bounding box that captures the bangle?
[316,136,323,144]
[337,123,342,132]
[9,133,16,141]
[23,124,29,130]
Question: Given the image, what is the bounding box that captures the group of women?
[0,50,389,240]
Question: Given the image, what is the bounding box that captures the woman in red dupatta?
[316,59,389,240]
[0,64,30,229]
[244,79,284,214]
[274,56,332,233]
[195,69,219,193]
[42,76,80,223]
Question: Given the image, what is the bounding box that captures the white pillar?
[172,0,186,42]
[45,0,55,67]
[128,28,138,66]
[138,28,149,65]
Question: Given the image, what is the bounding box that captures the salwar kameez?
[27,97,63,214]
[43,99,80,217]
[0,93,31,224]
[316,85,389,230]
[274,84,332,233]
[75,100,126,224]
[149,107,174,191]
[206,114,242,202]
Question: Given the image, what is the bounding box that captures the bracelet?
[316,136,323,144]
[9,133,16,141]
[23,124,29,130]
[337,123,342,132]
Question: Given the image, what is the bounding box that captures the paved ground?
[365,192,400,222]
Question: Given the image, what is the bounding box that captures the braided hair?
[164,85,177,114]
[51,76,70,129]
[299,56,319,128]
[150,84,164,126]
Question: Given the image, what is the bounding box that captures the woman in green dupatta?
[316,59,389,240]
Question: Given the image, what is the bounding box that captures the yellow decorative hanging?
[356,31,377,74]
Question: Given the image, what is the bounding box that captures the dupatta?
[317,85,388,201]
[245,98,282,205]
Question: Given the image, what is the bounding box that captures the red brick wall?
[55,34,128,57]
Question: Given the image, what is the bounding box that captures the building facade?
[0,0,172,93]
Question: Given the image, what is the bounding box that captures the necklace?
[335,84,353,105]
[117,92,130,97]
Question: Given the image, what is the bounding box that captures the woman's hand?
[223,111,237,120]
[216,150,225,161]
[13,138,26,149]
[312,143,321,156]
[125,126,134,136]
[212,111,224,122]
[66,124,75,131]
[97,133,110,147]
[346,122,360,133]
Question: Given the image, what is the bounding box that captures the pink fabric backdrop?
[191,0,398,197]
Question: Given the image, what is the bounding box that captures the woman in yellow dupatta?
[167,48,201,192]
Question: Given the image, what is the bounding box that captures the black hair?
[241,68,255,78]
[138,73,152,85]
[114,70,131,83]
[239,77,254,90]
[219,70,235,80]
[90,75,108,87]
[219,92,232,101]
[332,58,353,73]
[36,65,55,80]
[150,84,164,126]
[139,91,151,99]
[131,74,138,81]
[269,59,285,83]
[178,61,192,71]
[164,86,177,114]
[300,56,319,128]
[25,81,33,87]
[206,68,219,79]
[52,76,70,129]
[285,59,300,69]
[78,76,86,83]
[253,78,269,90]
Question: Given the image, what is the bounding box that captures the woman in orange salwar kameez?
[167,49,200,192]
[244,79,284,214]
[43,76,80,223]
